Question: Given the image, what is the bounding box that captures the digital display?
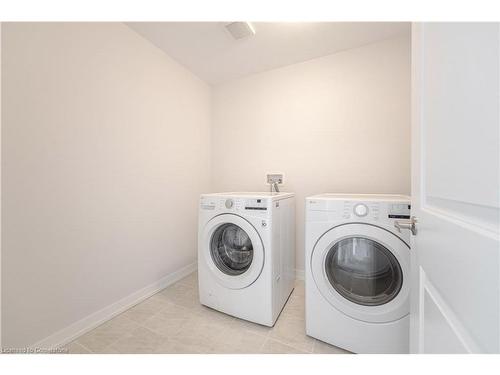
[388,203,411,219]
[245,198,266,211]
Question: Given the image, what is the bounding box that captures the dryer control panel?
[341,201,382,221]
[306,196,411,225]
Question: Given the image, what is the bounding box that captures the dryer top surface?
[307,193,410,203]
[202,192,294,201]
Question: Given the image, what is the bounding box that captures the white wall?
[1,23,211,347]
[211,36,411,271]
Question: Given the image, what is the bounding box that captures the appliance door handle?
[394,216,418,236]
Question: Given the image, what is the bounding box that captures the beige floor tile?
[156,281,200,310]
[229,317,272,337]
[260,338,308,354]
[172,313,233,354]
[63,341,92,354]
[281,294,305,319]
[121,295,172,323]
[92,345,122,354]
[107,326,166,354]
[142,302,195,337]
[195,304,236,324]
[211,326,268,354]
[294,280,305,297]
[177,272,198,288]
[312,339,352,354]
[154,338,202,354]
[76,315,139,353]
[269,313,315,353]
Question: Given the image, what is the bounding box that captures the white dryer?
[305,194,411,353]
[198,192,295,326]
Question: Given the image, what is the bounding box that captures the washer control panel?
[200,197,217,211]
[244,198,268,211]
[200,197,243,211]
[199,196,270,215]
[388,203,411,219]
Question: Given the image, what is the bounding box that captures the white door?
[410,23,500,353]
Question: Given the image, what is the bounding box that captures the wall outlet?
[267,173,284,185]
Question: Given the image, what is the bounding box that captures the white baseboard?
[32,262,197,349]
[295,268,305,280]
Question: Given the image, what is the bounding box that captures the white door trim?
[418,268,482,353]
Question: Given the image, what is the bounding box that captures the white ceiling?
[127,22,410,85]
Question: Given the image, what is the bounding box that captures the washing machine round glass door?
[210,223,254,276]
[311,223,410,323]
[202,214,264,289]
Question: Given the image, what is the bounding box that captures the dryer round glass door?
[324,237,403,306]
[311,223,410,323]
[201,214,265,290]
[211,223,254,275]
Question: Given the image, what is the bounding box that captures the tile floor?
[63,272,351,354]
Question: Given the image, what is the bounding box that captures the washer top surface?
[203,192,294,200]
[308,193,410,202]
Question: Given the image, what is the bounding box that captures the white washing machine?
[305,194,411,353]
[198,192,295,326]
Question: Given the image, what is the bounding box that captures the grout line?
[260,337,309,354]
[266,336,312,354]
[96,284,203,353]
[258,337,269,352]
[73,313,143,354]
[69,341,94,354]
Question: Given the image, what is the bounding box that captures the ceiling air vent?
[225,22,256,40]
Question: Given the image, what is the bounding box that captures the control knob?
[225,199,234,209]
[354,203,368,217]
